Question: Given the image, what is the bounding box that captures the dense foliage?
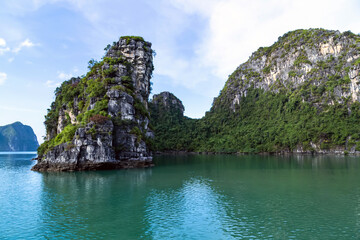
[149,95,198,151]
[150,87,360,153]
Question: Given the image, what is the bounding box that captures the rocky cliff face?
[0,122,39,151]
[215,29,360,111]
[33,36,154,171]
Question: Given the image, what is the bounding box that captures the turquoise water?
[1,153,360,239]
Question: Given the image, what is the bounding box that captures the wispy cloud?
[57,71,73,80]
[0,38,10,55]
[0,47,10,55]
[13,38,36,53]
[45,80,61,88]
[0,38,6,47]
[45,70,74,88]
[0,72,7,85]
[0,37,38,55]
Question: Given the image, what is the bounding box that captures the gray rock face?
[106,38,153,105]
[215,29,360,112]
[107,90,135,120]
[36,121,120,171]
[33,37,154,171]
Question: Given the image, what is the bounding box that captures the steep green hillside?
[0,122,39,151]
[150,29,360,154]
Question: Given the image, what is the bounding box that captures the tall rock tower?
[33,36,154,171]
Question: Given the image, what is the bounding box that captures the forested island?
[150,29,360,154]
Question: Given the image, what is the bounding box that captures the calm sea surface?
[1,153,360,239]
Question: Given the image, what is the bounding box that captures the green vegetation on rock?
[38,37,153,158]
[120,36,145,44]
[150,29,360,154]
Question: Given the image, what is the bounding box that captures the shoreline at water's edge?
[154,150,360,156]
[30,148,358,172]
[31,159,154,172]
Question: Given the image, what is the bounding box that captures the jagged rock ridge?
[0,122,39,151]
[33,36,155,171]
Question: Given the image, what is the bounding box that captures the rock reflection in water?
[38,169,153,239]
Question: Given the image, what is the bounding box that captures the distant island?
[0,122,39,151]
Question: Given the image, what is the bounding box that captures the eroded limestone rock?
[33,37,154,171]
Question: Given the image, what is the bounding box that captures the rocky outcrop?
[33,36,154,171]
[148,92,196,151]
[150,92,185,119]
[0,122,39,151]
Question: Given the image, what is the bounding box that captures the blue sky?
[0,0,359,143]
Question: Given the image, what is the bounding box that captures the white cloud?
[0,38,6,47]
[169,0,218,16]
[13,38,36,53]
[21,39,35,47]
[45,80,61,88]
[45,71,74,87]
[0,72,7,85]
[0,47,10,55]
[171,0,360,80]
[57,71,73,80]
[0,38,10,55]
[8,57,14,63]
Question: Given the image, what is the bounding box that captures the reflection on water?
[39,169,153,239]
[147,154,360,239]
[1,153,360,239]
[145,177,234,239]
